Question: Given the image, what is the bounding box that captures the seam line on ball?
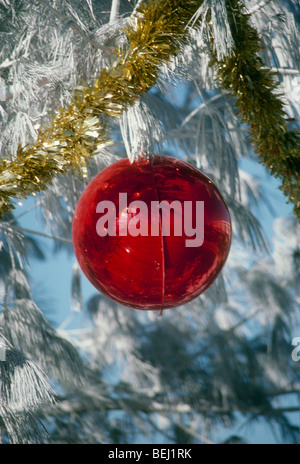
[150,158,165,314]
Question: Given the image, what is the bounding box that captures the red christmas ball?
[72,155,231,310]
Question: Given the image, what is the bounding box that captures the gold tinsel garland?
[0,0,299,218]
[210,0,300,218]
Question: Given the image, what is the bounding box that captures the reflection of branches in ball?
[72,155,231,311]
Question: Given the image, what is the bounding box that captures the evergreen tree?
[0,0,299,444]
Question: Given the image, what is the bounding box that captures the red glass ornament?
[72,155,231,310]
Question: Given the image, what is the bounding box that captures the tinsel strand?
[210,0,300,217]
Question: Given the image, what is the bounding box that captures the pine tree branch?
[133,0,145,15]
[6,201,43,224]
[109,0,121,23]
[248,0,273,15]
[0,0,205,218]
[37,0,110,51]
[225,306,262,334]
[268,67,300,76]
[180,92,228,127]
[210,0,300,217]
[0,223,72,244]
[170,417,216,444]
[147,416,176,441]
[1,385,299,437]
[1,0,298,217]
[267,387,300,398]
[30,393,300,421]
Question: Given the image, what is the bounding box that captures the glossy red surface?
[72,155,231,310]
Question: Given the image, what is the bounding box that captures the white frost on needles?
[189,0,234,61]
[120,100,163,162]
